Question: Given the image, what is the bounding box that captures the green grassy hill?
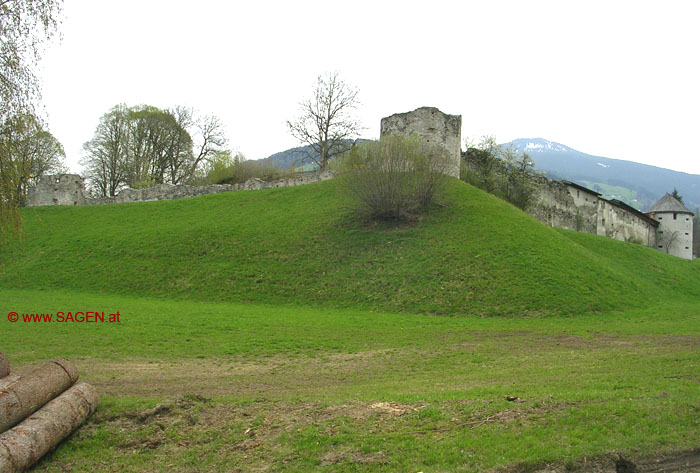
[2,178,699,472]
[2,179,698,316]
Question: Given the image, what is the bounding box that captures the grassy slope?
[2,180,699,471]
[1,289,698,472]
[2,178,699,316]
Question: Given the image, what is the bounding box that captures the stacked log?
[0,353,9,379]
[0,360,79,433]
[0,353,98,473]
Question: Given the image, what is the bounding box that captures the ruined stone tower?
[26,174,90,207]
[380,106,462,178]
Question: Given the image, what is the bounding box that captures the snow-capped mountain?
[509,138,571,154]
[501,138,700,211]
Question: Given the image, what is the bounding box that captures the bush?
[191,150,292,185]
[339,135,451,221]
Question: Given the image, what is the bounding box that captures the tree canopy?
[81,104,226,197]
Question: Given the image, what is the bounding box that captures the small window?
[659,231,664,234]
[659,216,663,219]
[658,245,663,248]
[686,218,690,221]
[577,190,580,198]
[685,247,689,249]
[674,213,677,220]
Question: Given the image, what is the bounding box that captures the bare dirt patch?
[495,448,700,472]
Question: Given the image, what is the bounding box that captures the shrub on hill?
[191,150,292,185]
[339,135,450,221]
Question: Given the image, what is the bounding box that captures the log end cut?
[50,359,79,385]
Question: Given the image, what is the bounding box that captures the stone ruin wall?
[598,200,657,247]
[529,177,584,232]
[27,107,462,207]
[25,171,336,207]
[530,177,658,247]
[27,174,92,207]
[380,107,462,178]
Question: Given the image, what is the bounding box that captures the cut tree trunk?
[0,354,8,379]
[0,360,78,433]
[0,382,98,473]
[0,376,20,392]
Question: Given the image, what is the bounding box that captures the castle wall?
[651,211,693,259]
[566,184,599,234]
[25,171,336,207]
[531,178,659,248]
[26,174,91,207]
[598,200,657,246]
[380,107,462,179]
[529,178,580,231]
[529,178,598,234]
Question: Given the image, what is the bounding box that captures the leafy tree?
[503,149,537,210]
[0,0,62,237]
[0,113,66,205]
[287,72,361,171]
[196,150,288,185]
[463,136,501,193]
[462,136,539,211]
[81,104,226,196]
[124,105,193,187]
[81,104,131,197]
[0,0,62,117]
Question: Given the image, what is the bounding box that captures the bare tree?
[166,106,195,184]
[287,72,361,171]
[661,230,680,254]
[187,113,226,180]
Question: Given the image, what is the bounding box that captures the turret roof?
[646,193,694,215]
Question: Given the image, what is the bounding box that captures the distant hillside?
[2,179,699,317]
[504,138,700,211]
[263,137,699,212]
[257,139,369,171]
[257,144,318,170]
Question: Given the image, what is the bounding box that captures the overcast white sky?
[38,0,700,174]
